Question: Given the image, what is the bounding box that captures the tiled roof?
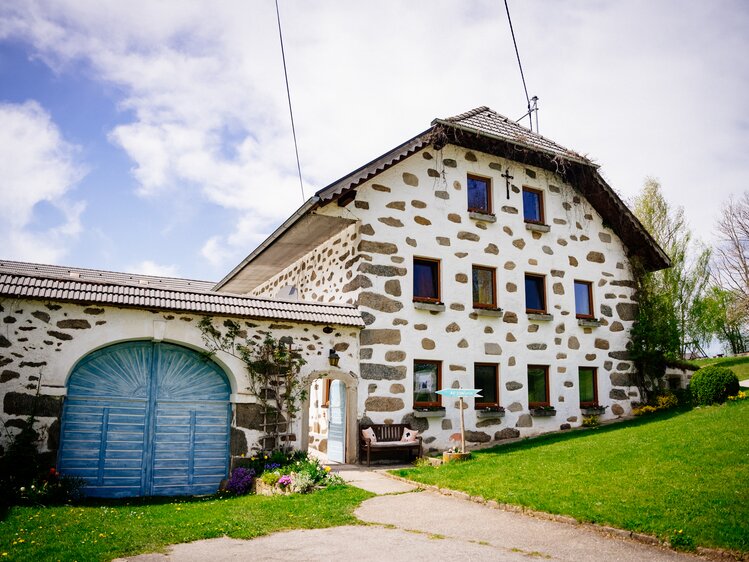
[434,106,592,165]
[0,260,216,292]
[0,260,364,327]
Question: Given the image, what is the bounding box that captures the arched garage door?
[58,341,231,498]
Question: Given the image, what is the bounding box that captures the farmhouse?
[0,106,668,497]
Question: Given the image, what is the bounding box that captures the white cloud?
[1,0,747,271]
[0,100,86,263]
[129,260,180,277]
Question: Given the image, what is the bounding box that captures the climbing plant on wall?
[198,317,307,451]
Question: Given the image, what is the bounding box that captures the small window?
[472,266,497,308]
[574,280,594,318]
[579,367,598,406]
[414,360,441,408]
[474,363,499,408]
[467,175,492,214]
[528,365,550,407]
[523,187,545,224]
[525,273,547,313]
[413,258,440,302]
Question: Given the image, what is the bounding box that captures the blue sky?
[1,1,747,282]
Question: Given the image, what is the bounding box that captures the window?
[467,175,492,214]
[574,280,594,318]
[474,363,499,408]
[472,265,497,308]
[414,360,441,407]
[413,258,440,302]
[522,187,545,224]
[525,273,547,313]
[578,367,598,406]
[528,365,550,407]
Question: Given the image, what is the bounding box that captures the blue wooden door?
[327,380,346,463]
[58,341,230,498]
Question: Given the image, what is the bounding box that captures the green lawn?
[393,401,749,552]
[0,485,372,561]
[693,355,749,382]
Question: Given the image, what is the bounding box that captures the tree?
[632,179,711,358]
[714,192,749,315]
[693,287,747,355]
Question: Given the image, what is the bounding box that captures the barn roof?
[0,260,364,328]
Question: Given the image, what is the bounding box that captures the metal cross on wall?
[501,169,514,199]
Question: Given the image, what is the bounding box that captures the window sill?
[476,409,505,419]
[469,211,497,223]
[577,318,601,328]
[414,301,446,312]
[473,307,503,318]
[525,222,550,233]
[527,312,554,322]
[413,408,446,418]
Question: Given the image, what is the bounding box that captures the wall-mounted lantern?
[328,349,340,367]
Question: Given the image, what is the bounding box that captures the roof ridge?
[443,105,492,122]
[0,259,216,286]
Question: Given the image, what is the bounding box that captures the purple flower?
[278,475,292,487]
[226,467,255,495]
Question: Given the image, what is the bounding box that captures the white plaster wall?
[308,144,640,450]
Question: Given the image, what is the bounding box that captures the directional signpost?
[436,388,482,453]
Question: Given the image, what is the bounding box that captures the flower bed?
[224,451,343,497]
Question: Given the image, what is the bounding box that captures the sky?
[0,1,747,282]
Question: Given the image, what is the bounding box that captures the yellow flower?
[324,466,331,472]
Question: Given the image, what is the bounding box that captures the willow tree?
[631,180,710,389]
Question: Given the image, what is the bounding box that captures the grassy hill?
[395,400,749,553]
[693,354,749,382]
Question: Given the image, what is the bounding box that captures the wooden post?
[459,396,466,453]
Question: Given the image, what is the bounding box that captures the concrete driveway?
[116,466,703,562]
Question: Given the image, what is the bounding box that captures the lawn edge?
[381,471,748,562]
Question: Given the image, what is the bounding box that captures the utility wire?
[275,0,305,202]
[504,0,532,131]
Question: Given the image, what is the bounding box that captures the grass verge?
[0,484,372,561]
[393,401,749,553]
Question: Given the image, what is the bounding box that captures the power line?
[274,0,305,202]
[503,0,537,132]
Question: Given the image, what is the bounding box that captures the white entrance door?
[327,380,346,463]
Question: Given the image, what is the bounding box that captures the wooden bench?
[359,423,422,466]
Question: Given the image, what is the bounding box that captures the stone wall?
[250,222,359,304]
[270,143,641,450]
[0,298,359,462]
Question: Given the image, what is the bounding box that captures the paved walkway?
[117,466,703,562]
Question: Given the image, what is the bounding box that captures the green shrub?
[690,366,740,405]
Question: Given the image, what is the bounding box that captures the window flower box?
[530,406,557,417]
[476,406,505,419]
[413,406,446,418]
[581,404,607,416]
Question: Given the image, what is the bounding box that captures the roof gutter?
[213,196,321,291]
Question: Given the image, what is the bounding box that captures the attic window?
[467,175,492,214]
[523,187,545,224]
